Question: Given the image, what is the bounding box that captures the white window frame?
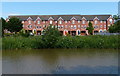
[82,20,85,24]
[28,20,31,24]
[38,21,40,24]
[72,20,75,24]
[95,20,98,24]
[109,19,113,24]
[65,21,67,23]
[74,25,76,29]
[59,20,62,24]
[50,20,53,24]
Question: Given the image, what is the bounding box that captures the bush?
[2,35,119,50]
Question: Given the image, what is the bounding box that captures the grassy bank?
[2,35,120,50]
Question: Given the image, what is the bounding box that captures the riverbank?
[2,35,119,50]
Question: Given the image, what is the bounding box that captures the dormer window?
[65,21,67,23]
[50,20,52,24]
[38,21,40,24]
[78,21,80,23]
[82,20,85,24]
[28,20,31,24]
[104,21,106,23]
[95,20,98,24]
[109,19,113,23]
[55,21,57,23]
[72,20,75,24]
[59,20,62,24]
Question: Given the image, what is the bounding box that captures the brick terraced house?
[8,15,114,36]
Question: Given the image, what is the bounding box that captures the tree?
[109,20,120,33]
[86,22,94,35]
[1,17,7,36]
[113,15,119,20]
[42,25,61,48]
[7,17,23,33]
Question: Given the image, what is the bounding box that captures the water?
[2,49,118,74]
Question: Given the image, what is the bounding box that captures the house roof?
[8,14,111,21]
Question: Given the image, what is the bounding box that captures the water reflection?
[2,49,118,74]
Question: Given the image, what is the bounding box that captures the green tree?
[109,20,120,33]
[1,17,7,37]
[86,22,94,35]
[7,17,23,33]
[42,25,61,48]
[113,15,119,20]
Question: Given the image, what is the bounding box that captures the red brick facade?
[9,15,114,36]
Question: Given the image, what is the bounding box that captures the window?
[109,19,113,23]
[28,25,32,28]
[22,25,24,27]
[81,25,83,28]
[74,25,76,29]
[65,21,67,23]
[100,30,102,32]
[78,21,80,23]
[82,20,85,24]
[58,25,60,29]
[52,26,54,28]
[95,20,98,24]
[100,21,102,23]
[72,20,75,24]
[55,25,57,28]
[84,25,86,29]
[78,25,80,28]
[59,20,62,24]
[43,21,45,23]
[50,20,52,24]
[38,21,40,24]
[43,25,46,27]
[104,25,106,28]
[55,21,57,23]
[100,25,102,28]
[104,21,106,23]
[65,25,67,28]
[61,25,64,28]
[71,25,73,29]
[28,20,31,24]
[94,25,98,29]
[36,26,39,29]
[39,26,42,28]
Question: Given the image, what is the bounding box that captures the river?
[2,49,118,74]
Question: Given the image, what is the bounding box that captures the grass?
[2,35,120,50]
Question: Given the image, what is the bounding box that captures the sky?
[1,2,119,19]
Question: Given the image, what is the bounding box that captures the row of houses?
[7,15,114,36]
